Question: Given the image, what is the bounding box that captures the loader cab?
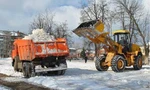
[113,30,131,53]
[113,30,130,45]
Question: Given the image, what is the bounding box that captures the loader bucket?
[73,19,104,38]
[94,20,104,32]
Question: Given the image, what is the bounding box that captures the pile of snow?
[0,58,22,77]
[23,29,55,42]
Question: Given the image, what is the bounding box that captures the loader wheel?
[95,56,109,71]
[111,55,126,72]
[22,62,35,78]
[133,55,142,70]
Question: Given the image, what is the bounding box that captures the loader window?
[114,34,129,45]
[113,34,119,43]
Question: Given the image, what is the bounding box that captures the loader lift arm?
[73,20,122,54]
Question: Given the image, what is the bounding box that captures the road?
[0,73,50,90]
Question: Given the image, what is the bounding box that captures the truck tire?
[56,70,66,75]
[59,61,67,68]
[56,60,67,75]
[60,70,66,75]
[56,71,62,75]
[111,55,126,72]
[95,56,109,71]
[133,55,142,70]
[22,62,35,78]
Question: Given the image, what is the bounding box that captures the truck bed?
[12,38,69,61]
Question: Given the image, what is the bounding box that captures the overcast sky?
[0,0,88,34]
[0,0,149,46]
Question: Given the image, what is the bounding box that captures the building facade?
[0,30,26,58]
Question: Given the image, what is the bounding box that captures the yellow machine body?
[73,20,143,72]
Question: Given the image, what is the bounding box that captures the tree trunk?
[144,44,149,64]
[94,44,98,57]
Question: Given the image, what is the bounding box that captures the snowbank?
[0,58,22,77]
[23,29,55,42]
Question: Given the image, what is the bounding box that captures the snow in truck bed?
[0,58,150,90]
[23,29,55,42]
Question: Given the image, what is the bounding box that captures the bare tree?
[30,14,45,30]
[30,11,73,46]
[114,5,127,30]
[30,11,54,35]
[44,11,55,35]
[83,38,94,50]
[3,32,11,57]
[80,0,111,56]
[140,13,150,57]
[114,0,149,64]
[53,22,73,46]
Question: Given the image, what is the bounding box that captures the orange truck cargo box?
[12,38,69,61]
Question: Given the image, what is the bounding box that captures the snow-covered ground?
[1,58,150,90]
[0,58,22,77]
[0,85,11,90]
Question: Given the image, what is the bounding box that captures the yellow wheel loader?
[73,20,143,72]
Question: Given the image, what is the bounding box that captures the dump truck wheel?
[22,62,35,78]
[56,71,62,75]
[14,56,19,71]
[95,56,109,71]
[60,70,66,75]
[56,70,66,75]
[60,61,67,68]
[57,61,67,75]
[133,55,142,70]
[111,55,126,72]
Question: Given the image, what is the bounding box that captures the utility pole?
[148,29,150,56]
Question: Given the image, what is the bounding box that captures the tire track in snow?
[0,73,51,90]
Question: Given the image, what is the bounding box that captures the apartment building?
[0,30,26,58]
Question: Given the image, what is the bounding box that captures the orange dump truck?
[11,38,69,78]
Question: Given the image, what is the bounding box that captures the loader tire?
[95,56,109,71]
[133,55,142,70]
[22,62,35,78]
[111,55,126,72]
